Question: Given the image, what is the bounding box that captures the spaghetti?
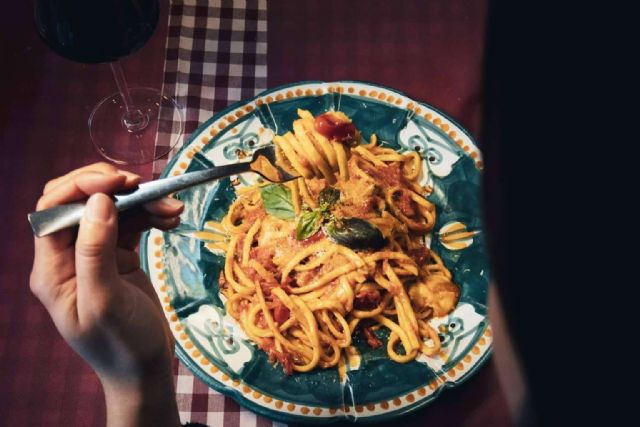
[216,109,460,374]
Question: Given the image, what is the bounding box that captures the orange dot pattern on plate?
[226,115,235,123]
[393,398,402,406]
[305,89,313,96]
[256,99,264,106]
[245,105,254,112]
[418,387,427,396]
[242,385,250,393]
[185,342,193,350]
[301,407,310,415]
[470,152,478,159]
[275,400,283,409]
[287,403,295,411]
[221,374,229,381]
[252,391,262,399]
[433,117,442,125]
[366,403,375,411]
[164,304,172,312]
[315,89,322,95]
[192,350,201,358]
[395,98,402,105]
[464,355,472,363]
[441,123,450,131]
[329,408,337,415]
[170,314,177,322]
[174,324,183,332]
[275,94,283,101]
[449,130,457,138]
[484,328,492,337]
[378,92,385,100]
[232,379,240,387]
[355,405,364,413]
[218,122,226,130]
[159,285,168,292]
[456,362,464,371]
[265,96,273,103]
[359,89,366,96]
[429,381,437,390]
[388,95,395,103]
[328,86,334,93]
[154,250,162,258]
[407,102,414,110]
[158,273,166,280]
[263,396,273,403]
[286,91,293,98]
[172,171,181,176]
[380,401,389,409]
[210,365,219,373]
[154,237,163,245]
[424,113,433,120]
[162,295,170,303]
[369,90,377,97]
[295,89,303,96]
[210,128,218,136]
[342,405,350,413]
[406,394,415,403]
[447,370,456,378]
[200,136,208,144]
[186,151,194,159]
[235,110,244,118]
[313,408,322,415]
[231,128,238,134]
[201,358,209,365]
[348,87,354,93]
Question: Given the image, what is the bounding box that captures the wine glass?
[33,0,184,165]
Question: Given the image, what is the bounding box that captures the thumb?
[76,193,119,288]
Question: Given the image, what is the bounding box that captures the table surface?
[0,1,511,425]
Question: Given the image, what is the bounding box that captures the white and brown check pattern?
[153,1,275,425]
[173,361,285,427]
[152,0,267,178]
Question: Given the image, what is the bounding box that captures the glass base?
[89,87,184,165]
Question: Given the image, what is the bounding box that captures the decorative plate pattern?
[140,81,491,424]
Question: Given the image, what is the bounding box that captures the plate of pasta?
[141,81,492,423]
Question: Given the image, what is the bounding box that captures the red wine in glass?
[34,0,184,165]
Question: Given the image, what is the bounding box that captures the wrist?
[99,354,180,427]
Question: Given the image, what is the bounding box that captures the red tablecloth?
[0,1,510,425]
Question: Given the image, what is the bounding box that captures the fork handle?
[28,161,252,237]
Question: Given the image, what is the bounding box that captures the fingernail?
[85,194,112,223]
[160,197,184,209]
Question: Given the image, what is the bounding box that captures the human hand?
[29,163,182,426]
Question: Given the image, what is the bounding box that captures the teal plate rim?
[140,80,492,424]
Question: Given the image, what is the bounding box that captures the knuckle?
[28,270,45,299]
[76,240,106,259]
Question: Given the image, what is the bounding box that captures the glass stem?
[110,61,148,132]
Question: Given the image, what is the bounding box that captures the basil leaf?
[296,210,322,240]
[325,218,386,250]
[260,184,295,220]
[319,187,340,206]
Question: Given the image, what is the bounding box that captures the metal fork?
[28,145,299,237]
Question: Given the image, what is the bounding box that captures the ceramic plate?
[141,81,492,424]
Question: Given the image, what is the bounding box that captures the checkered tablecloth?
[152,1,276,426]
[152,0,267,179]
